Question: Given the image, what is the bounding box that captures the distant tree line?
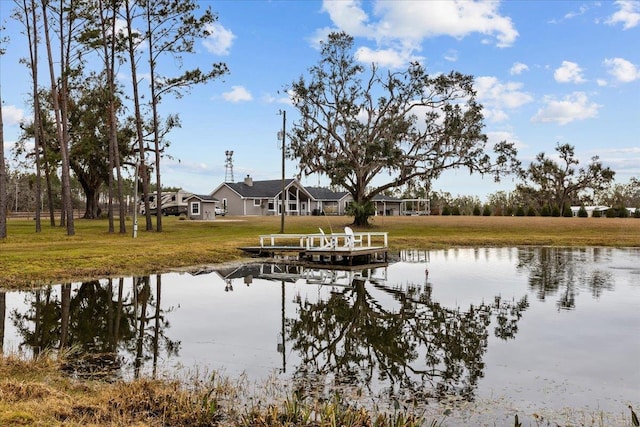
[3,169,176,217]
[395,143,638,218]
[422,176,640,218]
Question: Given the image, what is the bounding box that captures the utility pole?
[278,110,286,233]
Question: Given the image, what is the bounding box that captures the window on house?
[268,200,275,210]
[191,202,200,215]
[254,199,261,207]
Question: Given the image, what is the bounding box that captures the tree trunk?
[39,111,56,226]
[134,276,150,379]
[152,274,161,378]
[41,0,74,235]
[351,184,373,226]
[0,291,5,354]
[97,0,116,233]
[0,88,6,239]
[58,11,75,235]
[146,2,162,233]
[353,212,369,227]
[23,0,42,232]
[83,186,101,219]
[59,283,71,348]
[113,278,124,349]
[106,0,126,233]
[124,0,153,232]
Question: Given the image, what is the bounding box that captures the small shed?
[185,194,219,220]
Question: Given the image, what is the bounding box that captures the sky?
[1,0,639,202]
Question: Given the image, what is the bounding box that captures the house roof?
[372,194,402,202]
[212,178,402,203]
[186,194,219,202]
[306,186,349,201]
[223,178,315,199]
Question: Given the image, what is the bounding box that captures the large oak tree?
[516,143,615,214]
[287,32,520,225]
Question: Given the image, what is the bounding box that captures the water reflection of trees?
[0,291,6,354]
[288,277,528,402]
[10,275,179,379]
[516,247,614,310]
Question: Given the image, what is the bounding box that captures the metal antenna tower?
[224,150,234,182]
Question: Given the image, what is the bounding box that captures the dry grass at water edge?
[0,351,436,427]
[0,352,636,426]
[1,215,639,288]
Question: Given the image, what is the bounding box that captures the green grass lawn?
[1,215,638,289]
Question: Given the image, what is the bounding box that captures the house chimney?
[244,175,253,187]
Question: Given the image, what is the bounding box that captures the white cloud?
[222,86,253,103]
[262,92,292,105]
[355,46,418,69]
[487,130,525,151]
[165,158,212,173]
[603,57,640,83]
[548,3,591,24]
[203,22,235,56]
[475,76,534,122]
[1,105,24,126]
[598,147,640,156]
[372,1,518,47]
[554,61,586,84]
[597,147,640,175]
[319,0,518,68]
[532,92,600,125]
[606,0,640,29]
[444,49,458,62]
[321,0,372,37]
[564,4,589,20]
[510,62,529,75]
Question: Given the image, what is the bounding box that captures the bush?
[515,206,525,216]
[451,206,461,216]
[441,205,451,216]
[592,209,602,218]
[617,207,630,218]
[482,205,492,216]
[551,205,561,217]
[473,205,481,216]
[540,204,551,217]
[635,208,640,218]
[578,205,588,218]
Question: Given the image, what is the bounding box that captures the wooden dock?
[239,229,389,265]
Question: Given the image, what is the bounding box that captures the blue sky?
[1,0,639,202]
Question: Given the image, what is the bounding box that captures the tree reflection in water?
[287,274,529,403]
[516,247,614,310]
[10,275,179,379]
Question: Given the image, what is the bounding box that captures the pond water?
[1,247,639,426]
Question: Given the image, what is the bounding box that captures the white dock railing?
[259,231,388,250]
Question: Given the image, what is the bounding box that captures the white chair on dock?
[318,227,335,248]
[344,226,362,248]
